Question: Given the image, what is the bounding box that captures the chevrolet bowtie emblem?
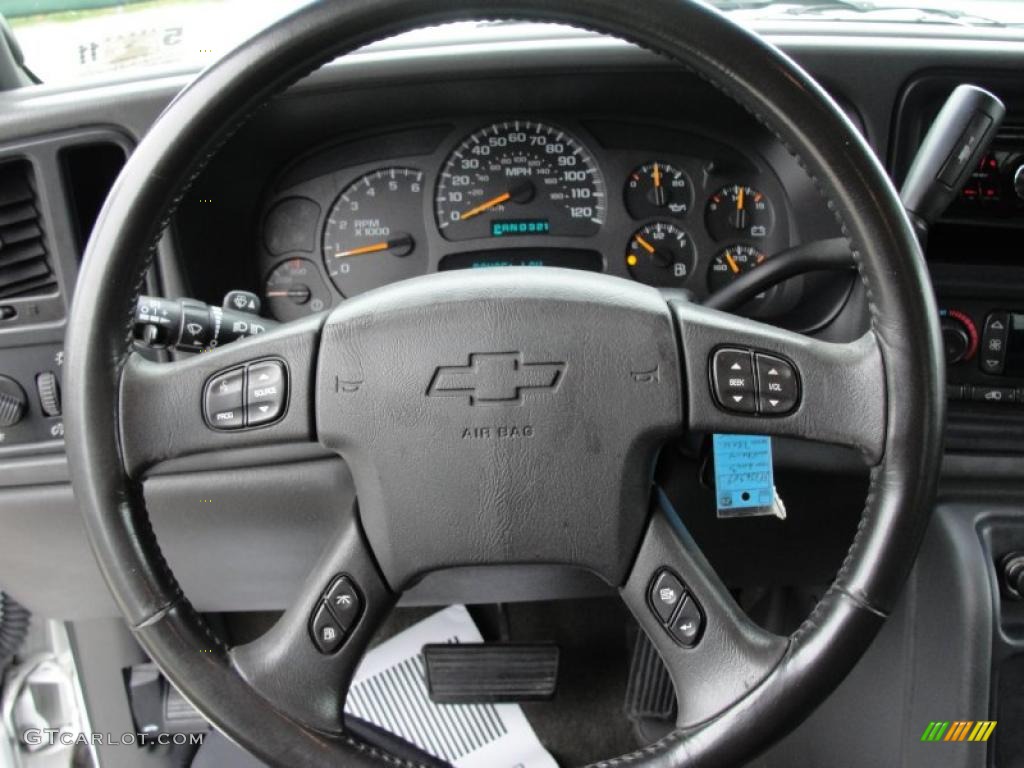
[427,352,565,405]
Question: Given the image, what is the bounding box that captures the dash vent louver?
[0,160,57,299]
[996,117,1024,144]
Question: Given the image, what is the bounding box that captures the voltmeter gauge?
[624,162,691,220]
[264,258,333,321]
[625,222,696,287]
[705,185,774,241]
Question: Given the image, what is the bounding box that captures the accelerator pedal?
[423,643,559,704]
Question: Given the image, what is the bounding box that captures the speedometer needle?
[334,234,413,259]
[457,180,536,221]
[725,250,740,274]
[459,192,511,221]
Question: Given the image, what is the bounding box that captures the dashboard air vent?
[996,117,1024,144]
[0,160,56,299]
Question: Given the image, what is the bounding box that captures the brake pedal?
[423,643,559,704]
[625,632,676,725]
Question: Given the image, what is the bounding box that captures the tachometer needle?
[634,235,656,254]
[459,191,511,221]
[725,250,740,274]
[334,234,413,259]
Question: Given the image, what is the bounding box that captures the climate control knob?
[941,310,978,365]
[1014,163,1024,202]
[0,375,26,427]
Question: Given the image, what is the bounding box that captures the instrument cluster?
[259,118,796,322]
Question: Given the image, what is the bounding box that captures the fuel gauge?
[625,222,696,287]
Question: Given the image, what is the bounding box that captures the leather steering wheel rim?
[63,0,945,765]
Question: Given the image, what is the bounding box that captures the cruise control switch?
[133,295,278,352]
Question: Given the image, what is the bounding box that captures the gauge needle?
[459,191,511,221]
[634,235,656,254]
[335,234,413,259]
[651,163,666,207]
[736,187,745,211]
[725,250,740,274]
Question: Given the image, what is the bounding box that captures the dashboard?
[256,117,812,323]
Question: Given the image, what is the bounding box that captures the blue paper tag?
[712,434,775,514]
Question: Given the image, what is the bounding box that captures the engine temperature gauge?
[708,245,770,295]
[625,222,696,287]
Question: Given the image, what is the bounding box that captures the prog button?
[204,368,245,430]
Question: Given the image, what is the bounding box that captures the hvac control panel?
[0,344,65,447]
[942,304,1024,404]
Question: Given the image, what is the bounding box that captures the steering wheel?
[63,0,944,765]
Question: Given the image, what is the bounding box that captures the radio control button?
[755,354,799,414]
[712,348,755,414]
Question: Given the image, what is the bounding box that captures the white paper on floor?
[344,604,558,768]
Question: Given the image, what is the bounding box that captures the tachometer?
[323,167,426,297]
[435,121,605,240]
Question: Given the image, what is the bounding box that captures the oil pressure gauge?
[624,162,691,220]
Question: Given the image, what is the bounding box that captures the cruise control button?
[712,348,755,413]
[311,603,345,654]
[649,571,686,624]
[246,361,286,426]
[755,353,798,415]
[205,368,245,430]
[324,576,362,630]
[667,596,703,647]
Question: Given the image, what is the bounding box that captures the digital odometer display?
[435,121,605,241]
[439,249,602,272]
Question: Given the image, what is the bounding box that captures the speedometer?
[435,121,605,241]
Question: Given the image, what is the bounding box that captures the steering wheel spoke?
[118,314,323,476]
[673,301,886,463]
[622,490,788,727]
[230,503,395,735]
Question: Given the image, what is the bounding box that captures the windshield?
[2,0,1023,86]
